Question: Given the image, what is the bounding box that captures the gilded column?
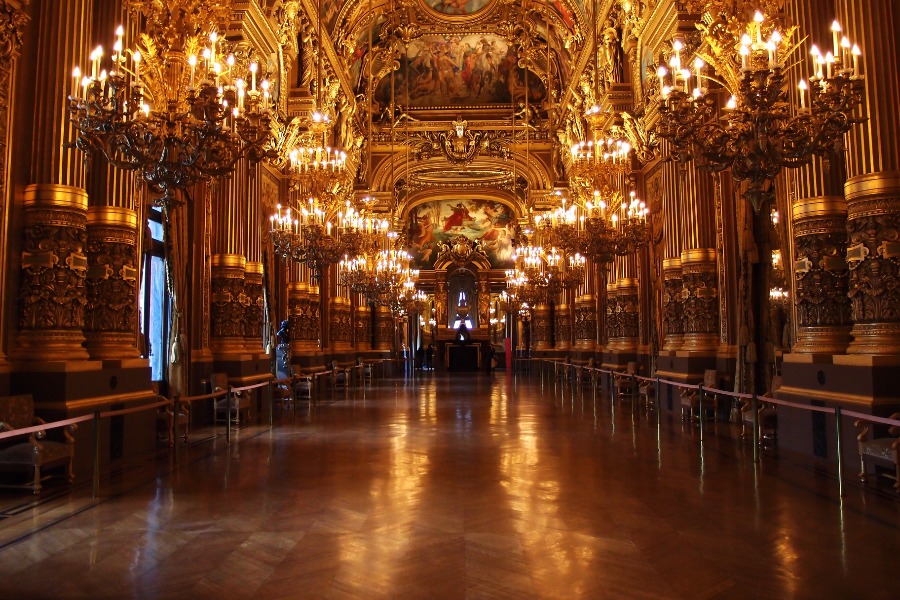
[84,207,139,358]
[791,197,852,353]
[837,0,900,354]
[0,2,29,366]
[18,0,93,360]
[243,262,264,353]
[680,248,719,352]
[555,302,571,350]
[661,257,684,351]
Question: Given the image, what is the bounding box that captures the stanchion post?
[172,396,179,464]
[267,381,274,428]
[92,410,101,499]
[226,388,232,444]
[655,376,661,425]
[751,393,760,464]
[835,406,844,497]
[697,384,705,441]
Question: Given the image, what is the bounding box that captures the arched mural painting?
[407,199,516,269]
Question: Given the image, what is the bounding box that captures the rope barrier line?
[177,390,228,403]
[230,380,273,394]
[98,399,171,419]
[0,414,94,441]
[534,358,900,428]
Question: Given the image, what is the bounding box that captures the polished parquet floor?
[0,371,898,599]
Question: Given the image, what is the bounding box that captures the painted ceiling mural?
[423,0,494,16]
[373,34,547,107]
[407,199,516,269]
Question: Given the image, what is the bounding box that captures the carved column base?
[609,279,639,353]
[662,258,684,351]
[555,303,571,350]
[848,323,900,355]
[355,302,372,351]
[210,254,247,357]
[680,249,719,353]
[330,297,353,351]
[573,295,597,350]
[375,305,393,351]
[532,304,552,350]
[793,326,853,354]
[243,262,264,354]
[84,207,139,360]
[17,184,89,361]
[845,172,900,355]
[792,196,852,354]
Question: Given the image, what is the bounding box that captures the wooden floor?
[0,371,898,599]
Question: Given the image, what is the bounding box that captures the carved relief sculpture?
[680,249,719,353]
[210,254,247,354]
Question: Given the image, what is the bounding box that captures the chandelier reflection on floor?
[656,11,864,211]
[67,5,275,209]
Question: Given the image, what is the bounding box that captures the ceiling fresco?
[406,199,516,269]
[423,0,494,16]
[373,34,547,107]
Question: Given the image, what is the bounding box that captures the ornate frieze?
[330,296,353,349]
[84,207,139,359]
[792,197,852,353]
[17,185,89,360]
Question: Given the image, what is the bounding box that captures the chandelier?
[656,11,864,211]
[505,238,585,304]
[67,4,275,209]
[270,198,358,278]
[535,189,650,264]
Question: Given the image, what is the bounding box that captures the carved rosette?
[574,295,598,350]
[84,207,139,359]
[330,296,353,350]
[662,258,684,351]
[210,254,247,354]
[532,304,552,350]
[610,279,639,353]
[791,197,852,353]
[17,185,90,360]
[845,174,900,354]
[555,303,571,350]
[243,263,264,352]
[680,249,719,353]
[375,305,393,351]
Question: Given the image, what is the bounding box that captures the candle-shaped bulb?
[115,25,124,37]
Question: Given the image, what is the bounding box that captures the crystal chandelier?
[67,4,275,209]
[656,10,864,211]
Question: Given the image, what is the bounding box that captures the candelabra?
[270,199,358,279]
[67,7,275,209]
[656,11,864,211]
[536,190,650,263]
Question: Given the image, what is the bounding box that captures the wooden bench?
[614,362,638,403]
[0,394,76,493]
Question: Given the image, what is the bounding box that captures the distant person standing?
[425,344,435,370]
